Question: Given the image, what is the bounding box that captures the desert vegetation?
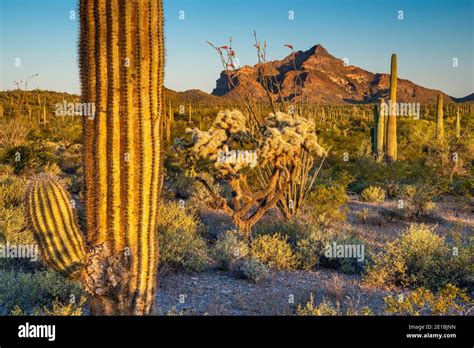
[0,0,472,317]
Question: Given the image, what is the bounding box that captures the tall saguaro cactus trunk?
[455,107,461,138]
[436,93,444,141]
[372,98,384,160]
[386,54,397,162]
[25,0,164,315]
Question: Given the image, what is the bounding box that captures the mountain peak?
[309,44,330,56]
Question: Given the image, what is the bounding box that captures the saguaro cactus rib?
[26,0,163,315]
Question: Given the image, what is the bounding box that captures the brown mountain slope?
[211,44,454,104]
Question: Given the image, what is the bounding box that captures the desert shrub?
[296,293,373,316]
[234,258,269,283]
[253,219,321,270]
[250,234,296,270]
[252,218,309,246]
[157,201,208,272]
[0,164,14,178]
[366,224,471,290]
[0,269,83,315]
[356,208,370,224]
[212,230,249,270]
[45,116,82,146]
[294,234,321,270]
[306,184,349,224]
[449,177,474,197]
[254,221,369,273]
[0,116,31,152]
[2,144,57,175]
[0,175,26,208]
[360,186,385,203]
[59,143,82,174]
[318,229,368,275]
[31,297,86,316]
[296,294,339,316]
[0,205,37,270]
[399,184,436,218]
[384,284,472,315]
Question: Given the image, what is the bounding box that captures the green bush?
[360,185,385,203]
[366,224,471,290]
[158,201,208,272]
[296,294,339,316]
[212,230,249,270]
[295,234,320,270]
[0,175,26,208]
[318,229,368,275]
[250,234,296,270]
[384,284,472,315]
[253,220,368,273]
[399,184,436,218]
[253,218,309,246]
[234,258,269,283]
[306,184,349,224]
[0,269,83,315]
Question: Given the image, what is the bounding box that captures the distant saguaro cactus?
[436,93,444,141]
[25,0,164,315]
[386,53,397,162]
[455,106,461,138]
[372,99,384,160]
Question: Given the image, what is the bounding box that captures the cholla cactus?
[260,112,326,167]
[186,109,326,236]
[187,110,251,176]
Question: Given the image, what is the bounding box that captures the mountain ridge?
[210,44,467,104]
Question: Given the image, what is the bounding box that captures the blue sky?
[1,0,473,97]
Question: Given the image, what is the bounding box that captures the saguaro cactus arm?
[25,174,86,276]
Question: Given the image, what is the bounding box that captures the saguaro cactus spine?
[386,53,397,162]
[25,0,164,315]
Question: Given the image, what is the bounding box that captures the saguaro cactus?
[436,93,444,140]
[386,53,397,162]
[372,99,384,159]
[455,106,461,138]
[25,0,164,315]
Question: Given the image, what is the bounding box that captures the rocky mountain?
[453,93,474,103]
[211,44,456,104]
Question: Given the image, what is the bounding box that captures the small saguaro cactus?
[455,106,461,138]
[25,0,164,315]
[436,93,444,141]
[386,53,397,162]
